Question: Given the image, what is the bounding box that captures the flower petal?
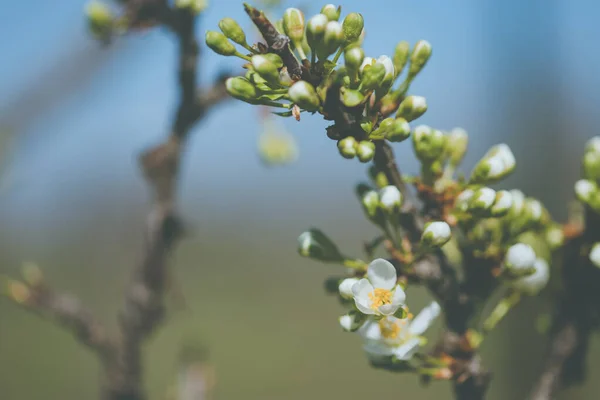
[352,278,374,300]
[391,285,406,307]
[367,259,397,290]
[409,301,441,336]
[363,341,395,357]
[393,337,422,360]
[378,303,399,316]
[355,298,376,315]
[358,320,381,341]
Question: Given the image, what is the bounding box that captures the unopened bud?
[575,179,598,205]
[205,31,236,56]
[421,221,452,247]
[339,310,367,332]
[361,62,386,91]
[446,128,468,167]
[338,277,359,299]
[338,136,358,159]
[288,81,321,111]
[470,143,516,184]
[396,95,427,121]
[491,190,513,217]
[505,243,536,274]
[251,55,280,84]
[86,1,113,39]
[344,46,365,73]
[386,118,411,143]
[357,141,376,163]
[282,8,305,44]
[297,229,344,262]
[408,40,432,78]
[511,258,550,295]
[175,0,207,13]
[306,14,328,53]
[22,263,43,287]
[319,21,344,59]
[263,53,284,68]
[590,242,600,268]
[342,12,364,44]
[377,55,395,91]
[469,187,496,214]
[225,77,258,103]
[412,125,447,163]
[379,185,402,213]
[455,189,475,213]
[340,87,365,107]
[369,117,394,140]
[368,166,389,188]
[321,4,342,21]
[545,225,564,251]
[393,41,410,77]
[218,17,247,46]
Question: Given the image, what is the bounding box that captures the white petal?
[391,285,406,307]
[367,259,397,290]
[409,301,441,336]
[358,320,381,341]
[352,278,374,300]
[393,337,422,360]
[363,341,394,357]
[378,303,399,315]
[355,298,376,315]
[338,278,359,299]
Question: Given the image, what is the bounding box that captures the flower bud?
[590,243,600,268]
[357,185,381,219]
[455,189,474,213]
[86,1,113,39]
[321,4,342,21]
[377,55,395,91]
[412,125,447,163]
[319,21,345,59]
[338,277,359,299]
[22,263,43,287]
[421,221,452,247]
[342,13,364,44]
[225,77,258,103]
[263,53,284,68]
[511,258,550,295]
[524,198,545,225]
[297,229,344,262]
[369,117,394,140]
[490,190,513,217]
[218,17,247,46]
[359,57,375,76]
[582,150,600,182]
[339,310,367,332]
[396,95,427,121]
[505,243,536,274]
[175,0,207,13]
[357,141,376,163]
[470,143,516,184]
[288,81,321,111]
[544,225,564,251]
[393,41,410,77]
[575,179,597,204]
[408,40,432,78]
[446,128,468,167]
[338,136,358,159]
[507,189,526,218]
[386,118,411,143]
[368,166,389,188]
[282,8,305,44]
[360,62,386,91]
[344,46,365,73]
[306,14,328,53]
[379,185,403,213]
[340,87,365,107]
[469,187,496,214]
[205,31,236,56]
[251,55,280,84]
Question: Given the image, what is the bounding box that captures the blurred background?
[1,0,600,399]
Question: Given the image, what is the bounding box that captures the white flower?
[589,243,600,268]
[338,277,359,299]
[377,55,395,81]
[351,259,405,316]
[359,302,441,361]
[339,312,365,332]
[505,243,536,273]
[491,190,513,216]
[379,185,402,213]
[421,221,452,247]
[511,258,550,295]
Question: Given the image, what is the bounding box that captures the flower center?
[379,319,402,339]
[368,288,393,310]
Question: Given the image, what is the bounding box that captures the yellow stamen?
[368,288,392,311]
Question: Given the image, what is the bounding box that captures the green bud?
[319,21,345,59]
[386,118,411,143]
[339,310,367,332]
[205,31,236,56]
[412,125,447,162]
[321,4,342,21]
[225,77,258,103]
[218,17,247,46]
[368,166,389,188]
[377,55,395,92]
[282,8,305,44]
[298,229,344,262]
[344,46,365,73]
[393,41,410,77]
[545,225,564,251]
[338,137,358,159]
[360,62,386,91]
[409,40,432,78]
[251,55,280,84]
[396,95,427,121]
[356,184,381,219]
[575,179,600,210]
[490,190,513,217]
[357,141,376,163]
[306,14,328,53]
[421,221,452,248]
[340,87,365,107]
[288,81,321,111]
[175,0,207,14]
[455,189,474,213]
[469,187,497,214]
[379,185,403,214]
[86,1,113,39]
[470,144,516,184]
[369,117,395,140]
[446,128,469,167]
[262,53,284,68]
[342,13,364,44]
